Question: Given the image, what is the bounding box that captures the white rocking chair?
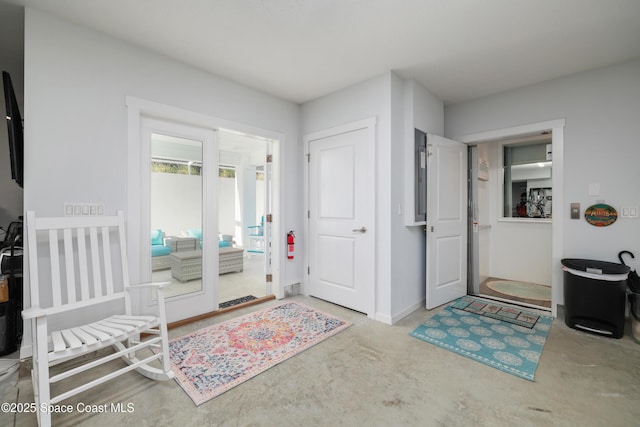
[23,211,174,427]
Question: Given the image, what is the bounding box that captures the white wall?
[395,79,445,319]
[23,7,301,270]
[302,72,444,323]
[446,59,640,301]
[490,222,552,285]
[21,8,303,350]
[0,3,24,228]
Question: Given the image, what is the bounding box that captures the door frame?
[126,97,284,318]
[303,117,376,319]
[458,119,565,317]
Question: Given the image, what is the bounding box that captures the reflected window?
[503,140,552,219]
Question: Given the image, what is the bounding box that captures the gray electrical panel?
[414,129,427,222]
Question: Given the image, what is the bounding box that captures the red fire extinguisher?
[287,231,295,259]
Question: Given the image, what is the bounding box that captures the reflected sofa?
[151,229,171,271]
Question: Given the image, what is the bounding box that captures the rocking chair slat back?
[26,212,127,312]
[62,228,76,303]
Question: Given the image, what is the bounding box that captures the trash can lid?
[561,258,630,275]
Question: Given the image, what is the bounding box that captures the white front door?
[306,118,375,316]
[426,134,468,309]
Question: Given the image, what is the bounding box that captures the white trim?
[551,125,564,318]
[303,117,377,142]
[459,119,565,318]
[125,97,285,142]
[458,119,565,144]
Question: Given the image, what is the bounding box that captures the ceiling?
[6,0,640,105]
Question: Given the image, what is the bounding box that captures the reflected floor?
[152,252,268,304]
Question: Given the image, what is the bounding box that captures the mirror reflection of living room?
[150,130,269,305]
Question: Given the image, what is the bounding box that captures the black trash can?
[562,258,629,338]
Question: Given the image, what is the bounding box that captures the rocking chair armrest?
[21,306,48,320]
[128,281,171,290]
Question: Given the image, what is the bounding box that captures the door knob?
[352,227,367,233]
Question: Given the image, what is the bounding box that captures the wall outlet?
[621,206,639,218]
[64,202,106,216]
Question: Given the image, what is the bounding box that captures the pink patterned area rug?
[168,302,351,405]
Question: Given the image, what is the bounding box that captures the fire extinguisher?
[287,231,295,259]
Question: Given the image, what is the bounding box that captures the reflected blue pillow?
[151,229,163,246]
[187,229,202,240]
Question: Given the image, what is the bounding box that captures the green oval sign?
[585,204,617,227]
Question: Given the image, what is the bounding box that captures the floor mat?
[219,295,258,309]
[451,297,541,328]
[410,296,552,381]
[168,302,351,405]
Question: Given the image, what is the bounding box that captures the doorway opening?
[464,119,565,315]
[216,129,274,306]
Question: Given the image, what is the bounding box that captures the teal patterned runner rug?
[410,296,552,381]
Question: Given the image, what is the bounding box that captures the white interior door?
[426,134,468,309]
[306,118,375,316]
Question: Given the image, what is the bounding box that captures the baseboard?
[374,312,393,325]
[375,299,426,325]
[283,282,301,298]
[391,299,425,324]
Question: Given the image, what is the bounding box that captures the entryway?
[462,119,565,315]
[127,97,282,324]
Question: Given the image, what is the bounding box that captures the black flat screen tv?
[2,71,23,188]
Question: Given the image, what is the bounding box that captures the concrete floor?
[2,295,640,426]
